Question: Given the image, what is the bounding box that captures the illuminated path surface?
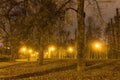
[0,62,26,69]
[0,59,119,80]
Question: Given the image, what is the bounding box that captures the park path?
[0,62,27,69]
[0,59,119,80]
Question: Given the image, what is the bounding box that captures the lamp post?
[92,42,102,59]
[48,46,56,58]
[28,49,33,61]
[67,46,74,59]
[21,47,27,55]
[95,43,101,49]
[20,47,33,61]
[68,47,73,53]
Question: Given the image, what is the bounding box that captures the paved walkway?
[0,62,26,69]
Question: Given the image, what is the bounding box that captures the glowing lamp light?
[21,47,27,52]
[68,47,73,53]
[31,54,36,57]
[28,49,33,53]
[36,52,39,55]
[95,44,100,48]
[46,52,48,55]
[92,42,102,50]
[51,47,55,51]
[49,46,56,51]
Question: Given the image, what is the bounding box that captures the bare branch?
[0,23,9,36]
[66,8,78,13]
[57,0,72,12]
[93,0,105,24]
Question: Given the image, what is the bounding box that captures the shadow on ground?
[1,60,119,80]
[1,63,77,80]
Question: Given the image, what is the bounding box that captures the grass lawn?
[0,59,120,80]
[0,62,26,69]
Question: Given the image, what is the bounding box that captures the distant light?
[49,46,56,51]
[31,54,36,57]
[92,42,102,50]
[46,52,48,55]
[28,49,32,53]
[21,47,27,52]
[36,52,39,55]
[68,47,73,53]
[95,44,100,48]
[51,47,55,51]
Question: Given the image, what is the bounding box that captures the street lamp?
[51,47,55,51]
[31,54,36,57]
[21,47,27,54]
[92,41,103,59]
[28,49,33,61]
[28,49,33,53]
[48,45,56,58]
[93,42,101,50]
[95,43,101,49]
[36,52,39,55]
[67,46,75,59]
[68,47,74,53]
[49,46,56,51]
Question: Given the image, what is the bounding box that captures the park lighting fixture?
[49,46,56,51]
[95,43,100,48]
[28,49,33,53]
[45,52,49,55]
[36,52,39,55]
[31,54,36,57]
[51,47,55,51]
[28,48,33,61]
[48,45,56,58]
[92,42,102,50]
[21,47,27,52]
[20,47,27,55]
[68,47,73,53]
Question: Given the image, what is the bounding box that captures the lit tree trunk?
[77,0,85,79]
[115,8,120,59]
[110,19,116,58]
[39,47,44,65]
[86,17,93,60]
[38,37,44,65]
[108,23,113,59]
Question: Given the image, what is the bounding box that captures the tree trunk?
[77,0,85,79]
[38,37,44,65]
[9,39,16,62]
[39,47,44,65]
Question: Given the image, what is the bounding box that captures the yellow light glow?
[31,54,35,57]
[68,47,73,53]
[46,52,48,55]
[36,52,39,55]
[92,42,102,50]
[51,47,55,51]
[49,46,56,51]
[91,41,106,54]
[21,47,27,52]
[28,49,32,53]
[95,44,100,48]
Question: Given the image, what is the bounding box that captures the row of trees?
[105,8,120,59]
[85,16,105,60]
[0,0,107,79]
[0,0,72,62]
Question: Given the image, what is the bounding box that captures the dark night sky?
[65,0,120,39]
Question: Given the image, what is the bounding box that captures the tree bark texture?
[77,0,85,79]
